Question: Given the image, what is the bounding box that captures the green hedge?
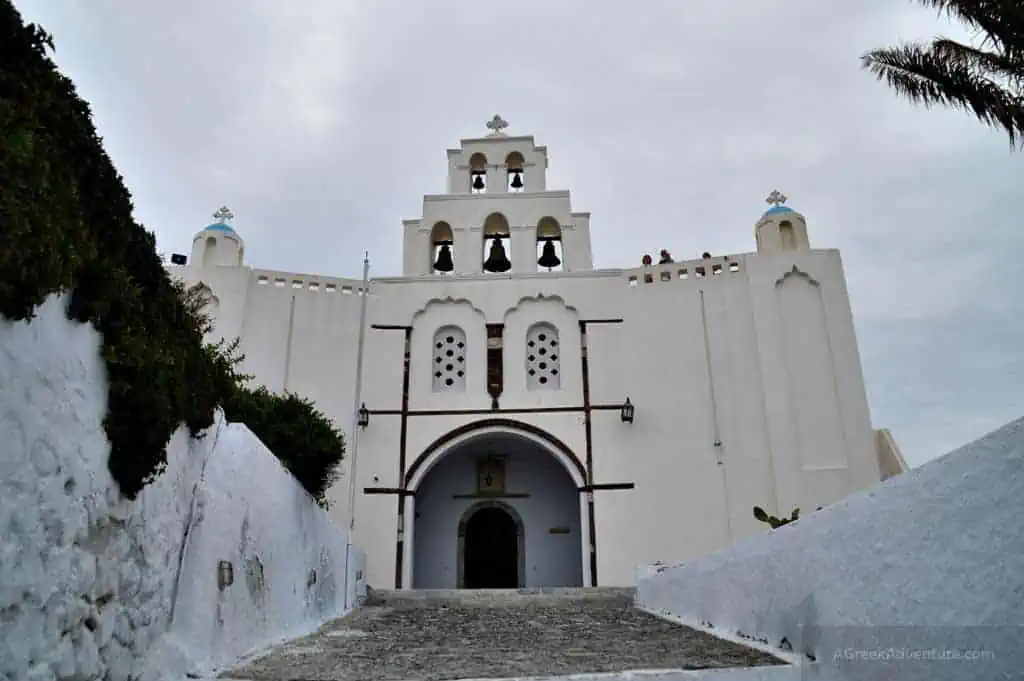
[224,386,345,505]
[1,3,345,503]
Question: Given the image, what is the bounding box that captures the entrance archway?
[406,422,588,590]
[459,501,524,588]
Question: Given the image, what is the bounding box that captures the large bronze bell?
[472,173,486,191]
[433,243,454,272]
[537,238,561,269]
[483,237,512,273]
[509,170,523,190]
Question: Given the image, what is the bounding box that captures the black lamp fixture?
[357,403,370,428]
[620,397,635,424]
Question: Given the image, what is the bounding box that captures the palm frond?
[932,37,1024,87]
[915,0,1024,52]
[863,42,1024,148]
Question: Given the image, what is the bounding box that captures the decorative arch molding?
[456,499,526,588]
[774,264,820,288]
[536,216,562,238]
[483,212,512,237]
[410,296,487,325]
[502,293,579,322]
[404,419,587,490]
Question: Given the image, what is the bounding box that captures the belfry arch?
[404,421,588,590]
[505,151,526,192]
[430,221,455,274]
[469,153,488,193]
[536,216,563,271]
[481,212,512,273]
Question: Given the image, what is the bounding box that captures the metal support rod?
[699,289,723,458]
[343,252,370,609]
[347,252,371,535]
[699,288,733,542]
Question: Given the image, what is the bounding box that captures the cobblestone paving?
[222,590,784,681]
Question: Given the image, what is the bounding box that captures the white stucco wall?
[169,420,367,674]
[635,416,1024,681]
[169,133,889,592]
[0,294,365,681]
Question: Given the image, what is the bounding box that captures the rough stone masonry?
[222,588,785,681]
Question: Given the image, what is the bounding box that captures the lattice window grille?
[432,327,467,392]
[526,324,560,390]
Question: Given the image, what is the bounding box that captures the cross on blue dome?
[205,205,237,233]
[763,190,795,216]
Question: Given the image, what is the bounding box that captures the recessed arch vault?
[405,418,589,590]
[404,418,587,491]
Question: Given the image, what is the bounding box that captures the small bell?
[537,238,561,269]
[483,237,512,273]
[433,243,454,273]
[472,173,485,191]
[509,170,523,190]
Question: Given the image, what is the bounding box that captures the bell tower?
[402,116,595,277]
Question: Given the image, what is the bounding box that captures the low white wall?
[636,417,1024,681]
[169,420,366,673]
[0,294,364,681]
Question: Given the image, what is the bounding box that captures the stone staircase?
[221,588,787,681]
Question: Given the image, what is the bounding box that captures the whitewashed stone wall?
[169,421,366,673]
[0,294,364,681]
[636,417,1024,681]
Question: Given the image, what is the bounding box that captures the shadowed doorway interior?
[462,505,519,588]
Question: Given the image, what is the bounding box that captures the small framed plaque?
[477,457,506,494]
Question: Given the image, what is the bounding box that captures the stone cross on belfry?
[486,114,509,137]
[765,190,787,207]
[212,206,234,223]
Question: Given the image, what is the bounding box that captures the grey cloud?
[15,0,1022,466]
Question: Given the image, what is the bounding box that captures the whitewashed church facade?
[170,117,907,590]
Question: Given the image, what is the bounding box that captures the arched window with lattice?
[432,326,467,392]
[525,323,560,390]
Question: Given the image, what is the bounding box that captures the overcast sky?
[16,0,1022,467]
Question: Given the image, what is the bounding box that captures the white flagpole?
[344,251,371,607]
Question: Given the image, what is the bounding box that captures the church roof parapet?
[622,248,836,288]
[626,253,746,287]
[250,267,371,295]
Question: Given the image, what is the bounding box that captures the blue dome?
[204,222,236,233]
[763,205,794,216]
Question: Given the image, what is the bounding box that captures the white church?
[170,116,908,591]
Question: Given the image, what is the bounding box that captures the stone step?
[222,586,786,680]
[365,586,636,606]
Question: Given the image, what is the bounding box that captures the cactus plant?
[753,506,801,529]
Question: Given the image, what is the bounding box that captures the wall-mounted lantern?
[357,403,370,428]
[217,560,234,589]
[620,398,635,424]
